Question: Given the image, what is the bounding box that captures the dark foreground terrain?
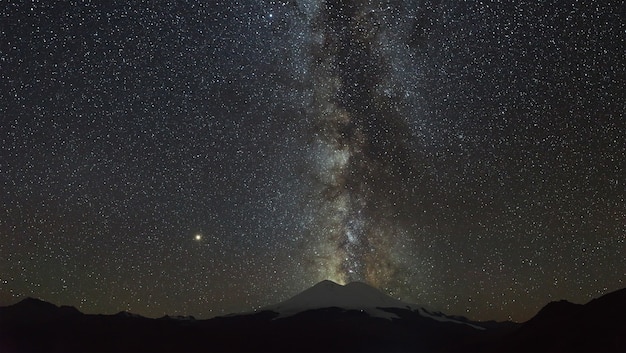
[0,287,624,352]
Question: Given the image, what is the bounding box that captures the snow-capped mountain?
[262,280,484,329]
[2,285,624,352]
[262,280,410,318]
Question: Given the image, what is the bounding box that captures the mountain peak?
[115,311,145,319]
[14,297,59,312]
[259,281,487,329]
[310,279,344,289]
[261,280,411,319]
[19,297,52,305]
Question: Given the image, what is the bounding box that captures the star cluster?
[1,1,624,322]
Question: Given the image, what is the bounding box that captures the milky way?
[1,0,624,322]
[298,1,428,287]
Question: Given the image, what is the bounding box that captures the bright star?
[194,234,202,241]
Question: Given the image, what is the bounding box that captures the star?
[1,0,623,324]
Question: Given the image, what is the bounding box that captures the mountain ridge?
[1,282,624,352]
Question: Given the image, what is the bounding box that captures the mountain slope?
[2,282,623,352]
[261,280,485,329]
[489,288,626,352]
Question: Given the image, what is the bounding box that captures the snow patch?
[417,308,485,330]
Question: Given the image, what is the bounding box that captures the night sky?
[1,1,625,323]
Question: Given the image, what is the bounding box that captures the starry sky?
[1,0,624,322]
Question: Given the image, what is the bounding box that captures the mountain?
[244,280,501,352]
[264,280,409,313]
[0,282,511,352]
[489,288,626,352]
[0,297,82,324]
[262,280,409,317]
[0,282,623,352]
[262,280,485,329]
